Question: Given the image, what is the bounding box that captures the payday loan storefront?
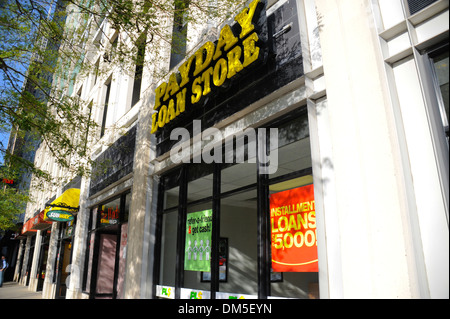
[151,0,320,299]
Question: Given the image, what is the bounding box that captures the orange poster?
[270,184,318,272]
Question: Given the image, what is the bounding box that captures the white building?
[15,0,448,299]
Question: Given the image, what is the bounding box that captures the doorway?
[82,192,130,299]
[95,233,117,298]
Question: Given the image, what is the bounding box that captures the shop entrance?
[154,109,319,299]
[86,225,121,299]
[36,232,49,291]
[82,192,130,299]
[54,221,75,299]
[95,233,118,298]
[56,239,72,298]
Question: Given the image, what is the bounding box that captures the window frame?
[152,108,317,299]
[423,42,450,222]
[427,43,449,142]
[100,79,111,137]
[415,40,450,223]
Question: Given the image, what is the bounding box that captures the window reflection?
[431,49,449,139]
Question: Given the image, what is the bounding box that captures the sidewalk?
[0,282,43,299]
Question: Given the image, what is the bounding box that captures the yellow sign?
[44,188,80,221]
[151,0,264,134]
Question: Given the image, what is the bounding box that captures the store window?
[219,163,258,296]
[184,164,214,295]
[82,192,130,299]
[154,109,319,299]
[267,115,317,299]
[407,0,438,15]
[157,169,181,296]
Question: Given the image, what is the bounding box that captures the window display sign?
[100,204,120,225]
[185,209,212,272]
[270,184,318,272]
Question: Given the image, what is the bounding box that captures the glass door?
[95,233,117,298]
[83,193,130,299]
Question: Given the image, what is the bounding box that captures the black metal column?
[175,166,187,299]
[257,129,271,299]
[211,163,221,299]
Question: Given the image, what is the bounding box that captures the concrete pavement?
[0,281,43,299]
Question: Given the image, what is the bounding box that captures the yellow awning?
[44,188,80,221]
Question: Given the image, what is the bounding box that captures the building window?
[169,0,189,69]
[154,109,319,299]
[407,0,439,15]
[429,45,449,142]
[131,34,146,107]
[92,58,100,89]
[52,221,75,299]
[110,33,119,60]
[100,81,111,137]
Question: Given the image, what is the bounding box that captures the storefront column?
[42,222,58,298]
[66,176,90,299]
[13,239,24,282]
[19,236,31,286]
[307,97,345,299]
[28,230,42,291]
[314,0,420,298]
[123,92,155,299]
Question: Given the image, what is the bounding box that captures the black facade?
[156,0,303,156]
[89,125,137,196]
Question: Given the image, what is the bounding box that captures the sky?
[0,132,10,165]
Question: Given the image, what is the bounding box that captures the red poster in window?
[270,184,318,272]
